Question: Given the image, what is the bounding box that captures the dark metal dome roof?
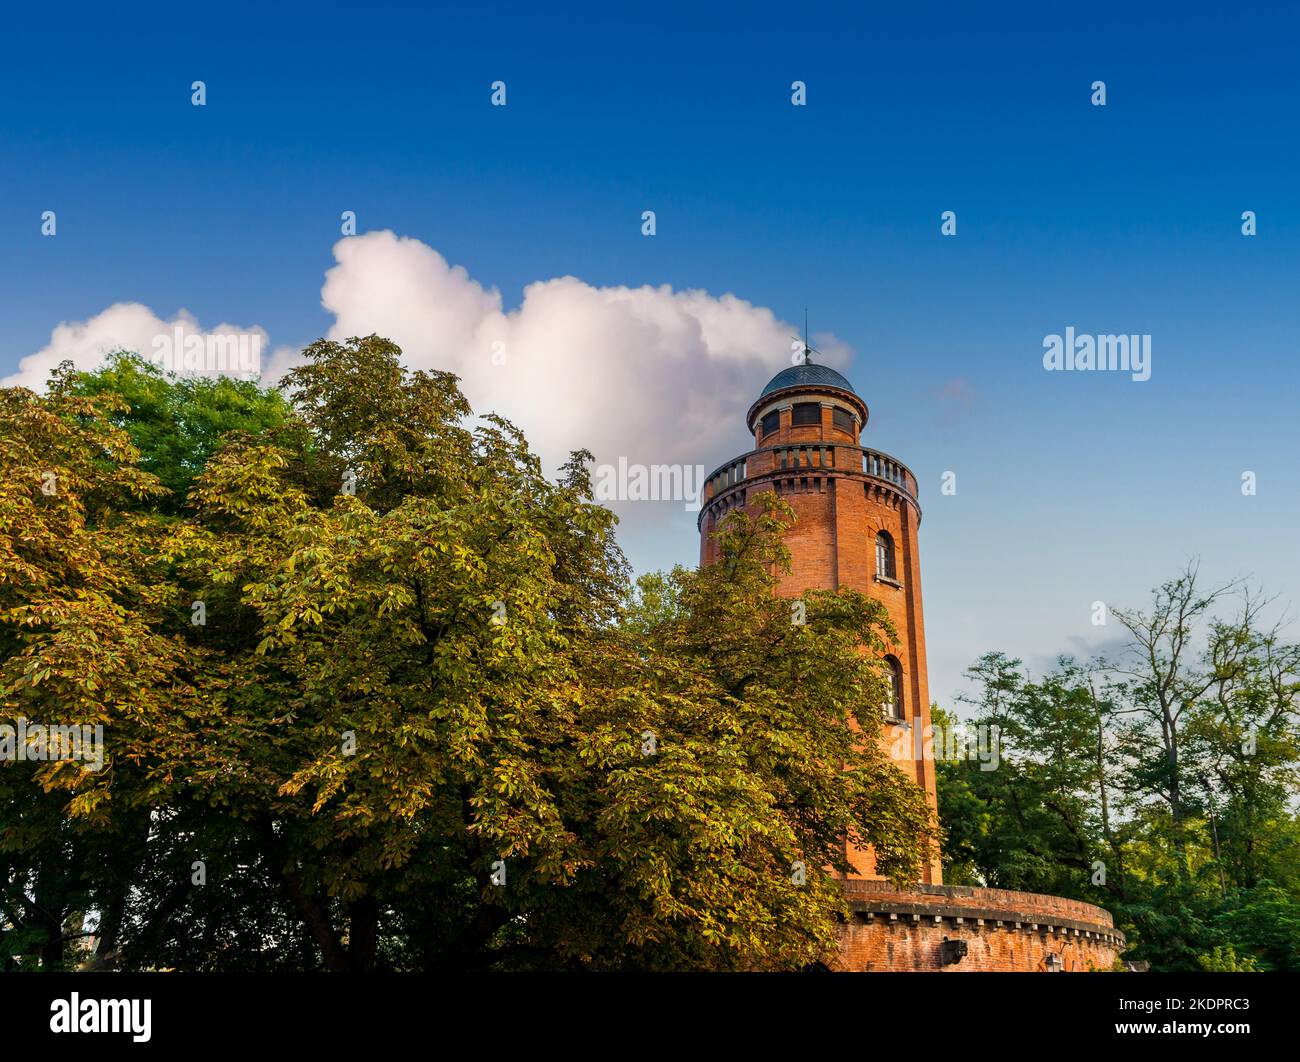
[759,362,857,397]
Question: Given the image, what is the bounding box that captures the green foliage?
[66,351,296,509]
[936,570,1300,972]
[0,336,935,971]
[1197,945,1261,972]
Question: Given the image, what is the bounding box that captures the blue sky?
[4,0,1298,710]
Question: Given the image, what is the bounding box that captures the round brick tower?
[698,355,938,883]
[697,353,1125,971]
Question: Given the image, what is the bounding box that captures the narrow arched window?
[875,531,896,581]
[883,655,905,720]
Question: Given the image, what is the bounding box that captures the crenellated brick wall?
[834,881,1125,972]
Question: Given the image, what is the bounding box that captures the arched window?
[875,531,896,581]
[883,655,905,720]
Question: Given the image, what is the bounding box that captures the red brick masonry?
[834,880,1125,972]
[702,365,1127,972]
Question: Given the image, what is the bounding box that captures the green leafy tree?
[68,351,295,509]
[2,336,937,971]
[0,367,207,968]
[936,567,1300,971]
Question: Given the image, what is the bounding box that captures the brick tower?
[697,352,1125,971]
[698,350,939,884]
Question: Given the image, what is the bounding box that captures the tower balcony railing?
[701,443,919,516]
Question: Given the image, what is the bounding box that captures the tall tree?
[1109,563,1241,873]
[3,336,938,971]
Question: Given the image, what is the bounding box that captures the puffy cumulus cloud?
[269,230,852,477]
[3,303,286,390]
[12,231,854,490]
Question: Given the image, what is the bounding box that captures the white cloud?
[11,231,853,479]
[3,303,286,390]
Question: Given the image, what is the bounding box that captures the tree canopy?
[936,568,1300,971]
[1,341,935,971]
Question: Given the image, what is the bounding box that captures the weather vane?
[792,308,821,365]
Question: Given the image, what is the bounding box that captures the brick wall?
[834,882,1125,972]
[836,915,1123,972]
[699,406,938,883]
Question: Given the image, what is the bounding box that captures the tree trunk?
[347,895,379,972]
[259,819,353,973]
